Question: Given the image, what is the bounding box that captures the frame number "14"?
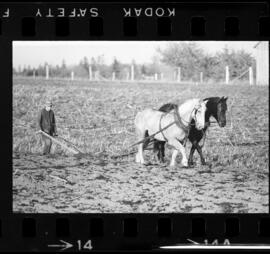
[77,240,93,251]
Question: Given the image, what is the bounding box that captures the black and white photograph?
[12,41,269,213]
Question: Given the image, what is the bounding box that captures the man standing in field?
[37,100,58,155]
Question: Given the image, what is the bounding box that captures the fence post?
[71,71,74,81]
[177,67,181,82]
[154,73,158,81]
[249,66,254,85]
[33,69,36,79]
[126,72,130,81]
[112,72,115,81]
[95,71,99,80]
[225,66,229,84]
[200,72,203,84]
[89,65,92,81]
[45,64,49,80]
[131,64,134,81]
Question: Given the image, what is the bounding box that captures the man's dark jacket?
[38,108,57,135]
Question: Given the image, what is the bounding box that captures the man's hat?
[45,100,53,106]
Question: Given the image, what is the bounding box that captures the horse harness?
[173,104,191,146]
[158,104,201,147]
[159,113,169,142]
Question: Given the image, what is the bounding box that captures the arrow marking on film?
[48,240,73,251]
[187,238,200,244]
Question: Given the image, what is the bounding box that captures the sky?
[13,41,261,69]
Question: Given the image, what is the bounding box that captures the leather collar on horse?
[173,104,190,134]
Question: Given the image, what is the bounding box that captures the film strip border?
[0,3,269,39]
[1,1,270,251]
[0,215,270,250]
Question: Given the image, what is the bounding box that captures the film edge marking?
[160,245,270,250]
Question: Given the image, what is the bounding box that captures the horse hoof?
[136,154,145,164]
[182,162,188,168]
[159,158,165,164]
[188,161,194,166]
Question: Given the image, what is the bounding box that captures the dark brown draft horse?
[153,96,228,166]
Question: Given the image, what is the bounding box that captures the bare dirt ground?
[13,78,269,213]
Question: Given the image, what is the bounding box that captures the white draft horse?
[134,98,208,167]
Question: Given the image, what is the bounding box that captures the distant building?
[254,41,269,85]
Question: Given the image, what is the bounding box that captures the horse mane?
[159,98,201,113]
[158,103,177,112]
[203,97,220,103]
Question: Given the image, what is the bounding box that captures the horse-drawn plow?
[13,78,269,213]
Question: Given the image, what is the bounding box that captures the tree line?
[157,42,256,81]
[13,42,256,82]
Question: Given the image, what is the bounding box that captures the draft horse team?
[134,97,228,167]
